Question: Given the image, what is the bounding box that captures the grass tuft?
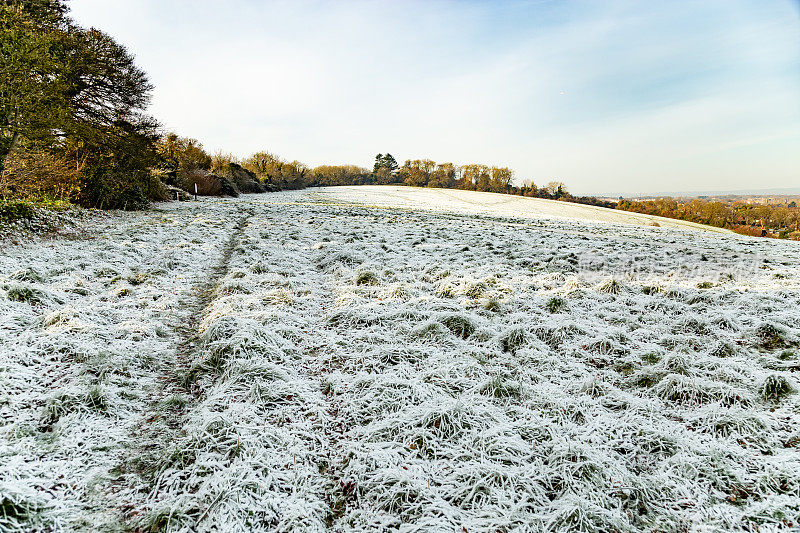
[627,368,666,389]
[42,387,109,424]
[480,376,522,399]
[641,352,662,365]
[760,375,795,401]
[354,271,379,286]
[546,296,566,313]
[388,285,409,300]
[1,496,31,521]
[709,341,736,358]
[462,281,488,299]
[499,327,527,353]
[127,272,148,285]
[438,313,476,339]
[641,285,662,295]
[317,250,362,270]
[160,394,189,411]
[482,298,501,312]
[137,506,190,532]
[755,324,789,350]
[598,278,622,295]
[5,283,44,304]
[435,282,455,298]
[9,267,44,283]
[653,374,751,406]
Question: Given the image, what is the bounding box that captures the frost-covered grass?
[306,185,735,233]
[0,200,242,530]
[2,188,800,531]
[0,199,91,243]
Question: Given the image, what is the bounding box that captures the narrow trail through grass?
[0,200,243,531]
[111,209,255,528]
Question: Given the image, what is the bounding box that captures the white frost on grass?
[0,199,241,530]
[2,188,800,532]
[305,185,735,233]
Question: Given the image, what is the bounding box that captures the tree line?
[156,143,616,210]
[389,156,616,208]
[313,153,614,209]
[617,198,800,240]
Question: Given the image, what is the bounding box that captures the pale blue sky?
[68,0,799,194]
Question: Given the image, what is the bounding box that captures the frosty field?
[307,186,734,234]
[1,187,799,532]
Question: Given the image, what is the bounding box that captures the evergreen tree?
[382,153,398,172]
[373,153,398,173]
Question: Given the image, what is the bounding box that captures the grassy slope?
[310,186,734,234]
[1,190,799,532]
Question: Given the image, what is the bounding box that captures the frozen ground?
[306,186,734,233]
[1,187,799,532]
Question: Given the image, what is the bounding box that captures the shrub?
[177,168,239,197]
[219,163,265,193]
[0,199,35,224]
[210,151,239,173]
[83,170,168,210]
[0,148,82,202]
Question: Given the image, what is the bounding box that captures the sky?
[68,0,800,195]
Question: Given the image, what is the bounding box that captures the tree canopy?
[1,0,161,208]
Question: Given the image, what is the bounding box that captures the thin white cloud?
[68,0,800,194]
